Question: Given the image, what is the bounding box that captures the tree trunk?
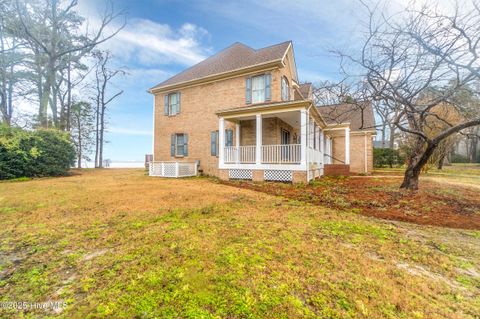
[381,124,386,148]
[77,115,82,168]
[389,126,396,149]
[437,153,445,170]
[400,141,437,190]
[39,60,54,127]
[98,105,105,168]
[66,58,72,131]
[470,136,478,163]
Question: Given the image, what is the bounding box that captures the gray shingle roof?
[296,82,312,100]
[316,102,376,132]
[150,41,291,91]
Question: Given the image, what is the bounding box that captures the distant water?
[79,161,145,168]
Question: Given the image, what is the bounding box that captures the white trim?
[345,127,350,165]
[152,95,155,161]
[235,122,241,164]
[220,163,306,171]
[255,114,262,165]
[364,132,368,173]
[300,109,307,167]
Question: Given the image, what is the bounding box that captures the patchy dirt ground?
[225,175,480,230]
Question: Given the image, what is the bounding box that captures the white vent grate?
[163,163,177,177]
[149,162,197,178]
[229,169,252,180]
[264,170,293,182]
[178,163,195,176]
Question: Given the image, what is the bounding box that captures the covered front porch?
[216,101,350,182]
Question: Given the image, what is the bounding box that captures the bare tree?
[314,79,376,131]
[335,1,480,190]
[91,51,124,168]
[14,0,125,128]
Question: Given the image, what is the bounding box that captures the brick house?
[148,41,375,183]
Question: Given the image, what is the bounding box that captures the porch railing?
[224,146,256,163]
[262,144,301,164]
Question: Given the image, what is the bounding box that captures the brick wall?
[240,117,299,146]
[331,132,374,174]
[324,164,350,176]
[153,64,297,176]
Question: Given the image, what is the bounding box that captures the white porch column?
[219,117,225,166]
[345,127,350,165]
[300,109,307,167]
[236,122,241,164]
[320,130,325,162]
[255,114,262,165]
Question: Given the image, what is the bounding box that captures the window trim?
[166,92,180,116]
[281,76,289,101]
[246,73,271,105]
[251,74,266,104]
[174,133,185,157]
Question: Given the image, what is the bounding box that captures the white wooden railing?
[224,146,256,163]
[262,144,301,164]
[149,162,198,177]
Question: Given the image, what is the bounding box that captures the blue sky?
[77,0,409,162]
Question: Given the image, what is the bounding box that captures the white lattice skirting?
[149,162,197,178]
[264,170,293,182]
[229,169,253,180]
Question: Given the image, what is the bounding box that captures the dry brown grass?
[0,169,479,318]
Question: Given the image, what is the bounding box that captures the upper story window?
[164,92,181,116]
[246,74,271,104]
[281,77,289,101]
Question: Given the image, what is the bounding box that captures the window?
[211,129,233,156]
[171,133,188,157]
[246,74,271,104]
[281,77,289,101]
[164,92,181,116]
[252,75,265,103]
[211,131,218,156]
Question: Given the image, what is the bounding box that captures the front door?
[281,129,290,161]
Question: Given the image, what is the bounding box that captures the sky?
[71,0,450,163]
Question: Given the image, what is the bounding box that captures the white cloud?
[76,0,211,67]
[109,19,211,66]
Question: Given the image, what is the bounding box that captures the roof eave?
[215,100,311,117]
[149,59,284,94]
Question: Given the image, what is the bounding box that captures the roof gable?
[150,41,292,91]
[316,102,376,132]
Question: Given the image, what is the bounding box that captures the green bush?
[0,126,75,180]
[373,148,404,168]
[450,153,469,163]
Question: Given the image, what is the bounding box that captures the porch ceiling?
[225,111,300,128]
[215,100,309,118]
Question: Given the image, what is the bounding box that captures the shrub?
[373,148,404,168]
[450,153,469,163]
[0,126,75,180]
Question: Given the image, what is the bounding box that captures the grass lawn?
[0,169,479,318]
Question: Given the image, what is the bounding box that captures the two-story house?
[148,41,375,183]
